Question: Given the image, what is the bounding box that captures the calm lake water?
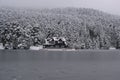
[0,50,120,80]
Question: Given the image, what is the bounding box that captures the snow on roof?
[52,37,58,41]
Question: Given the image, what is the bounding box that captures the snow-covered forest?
[0,7,120,49]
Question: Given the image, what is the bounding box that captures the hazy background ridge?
[0,0,120,15]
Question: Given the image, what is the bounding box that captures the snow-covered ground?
[30,46,43,50]
[0,43,4,49]
[44,48,76,51]
[109,47,116,50]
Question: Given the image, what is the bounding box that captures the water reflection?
[0,50,120,62]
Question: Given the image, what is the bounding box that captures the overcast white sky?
[0,0,120,15]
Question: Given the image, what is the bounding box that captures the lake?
[0,50,120,80]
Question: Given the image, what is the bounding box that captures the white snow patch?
[109,47,116,50]
[0,43,4,49]
[44,49,76,51]
[30,46,43,50]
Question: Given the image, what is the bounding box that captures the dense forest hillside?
[0,7,120,49]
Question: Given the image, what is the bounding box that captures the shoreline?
[0,48,119,51]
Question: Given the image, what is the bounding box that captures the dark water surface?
[0,50,120,80]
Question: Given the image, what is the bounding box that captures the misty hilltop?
[0,7,120,49]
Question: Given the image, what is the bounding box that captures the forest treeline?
[0,7,120,49]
